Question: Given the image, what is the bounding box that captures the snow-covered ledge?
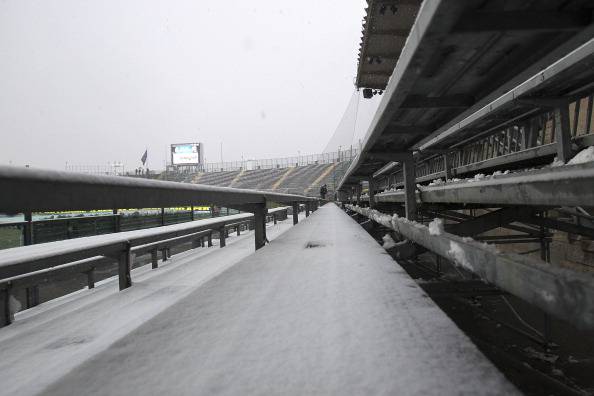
[346,204,594,330]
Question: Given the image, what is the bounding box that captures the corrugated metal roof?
[356,0,422,90]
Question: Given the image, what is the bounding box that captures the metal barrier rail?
[346,204,594,330]
[0,166,316,213]
[0,207,294,326]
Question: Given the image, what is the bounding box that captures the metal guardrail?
[0,207,295,326]
[0,166,316,213]
[346,204,594,330]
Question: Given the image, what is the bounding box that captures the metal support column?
[254,203,267,250]
[403,154,417,220]
[292,203,299,225]
[554,105,573,163]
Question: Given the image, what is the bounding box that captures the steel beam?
[348,205,594,330]
[453,11,591,33]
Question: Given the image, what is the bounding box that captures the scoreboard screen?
[171,143,202,165]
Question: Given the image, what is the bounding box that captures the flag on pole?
[141,149,148,165]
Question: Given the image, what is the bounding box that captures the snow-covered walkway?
[6,203,517,395]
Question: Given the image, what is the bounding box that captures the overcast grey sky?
[0,0,379,171]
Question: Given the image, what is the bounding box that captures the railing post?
[403,153,417,221]
[254,203,267,250]
[190,205,195,221]
[554,105,573,163]
[219,226,226,248]
[292,203,299,225]
[151,249,159,269]
[26,286,40,308]
[161,248,168,261]
[237,225,241,236]
[23,211,33,246]
[305,203,310,217]
[273,213,277,225]
[113,209,121,232]
[118,242,132,290]
[87,268,95,289]
[160,207,165,226]
[208,232,213,247]
[1,288,12,327]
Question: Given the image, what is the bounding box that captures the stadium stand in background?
[157,150,357,197]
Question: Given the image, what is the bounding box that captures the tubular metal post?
[292,203,299,225]
[305,203,310,217]
[161,248,168,261]
[118,242,132,290]
[190,205,195,221]
[254,203,267,250]
[208,232,213,247]
[403,153,417,220]
[160,207,165,226]
[237,225,241,236]
[273,214,277,225]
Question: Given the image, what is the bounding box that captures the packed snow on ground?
[568,146,594,165]
[428,218,444,236]
[447,241,472,271]
[382,233,397,249]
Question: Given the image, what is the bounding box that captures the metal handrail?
[0,166,316,213]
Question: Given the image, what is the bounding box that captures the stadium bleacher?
[159,161,350,197]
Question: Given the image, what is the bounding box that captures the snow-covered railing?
[0,165,316,214]
[0,207,291,327]
[346,204,594,330]
[369,162,594,208]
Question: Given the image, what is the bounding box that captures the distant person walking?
[320,184,328,200]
